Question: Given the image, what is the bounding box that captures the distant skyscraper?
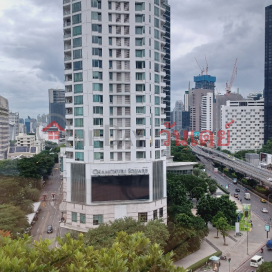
[201,92,213,131]
[247,92,263,101]
[25,117,30,134]
[19,118,24,124]
[0,96,9,160]
[48,89,65,129]
[265,5,272,144]
[194,75,216,91]
[184,90,189,112]
[172,101,183,133]
[9,112,19,140]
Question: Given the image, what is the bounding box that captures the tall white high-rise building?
[201,92,213,132]
[61,0,170,231]
[0,96,9,160]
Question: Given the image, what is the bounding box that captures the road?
[30,166,66,247]
[191,145,272,187]
[198,156,272,271]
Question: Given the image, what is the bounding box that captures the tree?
[193,168,201,177]
[257,261,272,272]
[0,160,20,176]
[196,195,217,224]
[216,195,237,225]
[171,141,197,162]
[0,204,29,236]
[214,217,232,245]
[212,211,226,238]
[191,187,205,202]
[0,232,186,272]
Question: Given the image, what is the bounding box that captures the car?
[234,193,239,198]
[235,189,240,192]
[47,225,53,234]
[261,208,268,213]
[261,199,267,203]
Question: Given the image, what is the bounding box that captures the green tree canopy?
[171,141,197,162]
[214,217,232,245]
[191,187,205,201]
[212,211,226,237]
[0,232,186,272]
[257,261,272,272]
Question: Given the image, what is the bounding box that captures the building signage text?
[93,168,148,175]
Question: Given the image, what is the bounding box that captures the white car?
[261,208,268,213]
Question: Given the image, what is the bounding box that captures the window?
[80,213,86,224]
[108,1,112,9]
[74,107,83,116]
[72,14,81,24]
[92,36,102,45]
[72,212,77,222]
[93,215,103,225]
[154,40,160,50]
[136,95,145,103]
[136,118,146,125]
[74,96,83,105]
[154,6,160,17]
[136,107,145,114]
[73,37,82,48]
[93,106,103,114]
[91,0,101,9]
[74,72,83,82]
[75,129,84,138]
[155,107,160,116]
[92,24,102,33]
[135,14,144,23]
[94,152,104,160]
[109,84,113,92]
[155,118,160,126]
[92,12,101,21]
[93,118,103,125]
[93,71,103,79]
[155,52,160,61]
[109,37,112,45]
[75,141,84,150]
[135,26,144,35]
[154,18,160,28]
[135,38,144,46]
[138,212,147,222]
[93,94,103,102]
[73,26,82,36]
[108,13,112,21]
[136,84,145,92]
[73,61,82,71]
[109,25,112,33]
[75,152,84,161]
[135,2,145,11]
[154,0,159,5]
[74,84,83,93]
[136,72,145,80]
[136,61,145,69]
[93,83,103,91]
[94,129,103,137]
[154,29,160,39]
[155,96,160,105]
[136,50,145,57]
[75,118,83,127]
[72,2,81,13]
[159,208,163,218]
[136,152,146,159]
[155,150,160,159]
[154,63,160,72]
[109,60,113,68]
[94,141,103,148]
[92,60,102,68]
[155,74,160,83]
[92,48,102,56]
[73,49,82,59]
[153,210,157,220]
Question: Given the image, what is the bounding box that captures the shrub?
[255,186,269,195]
[242,179,248,185]
[186,251,222,271]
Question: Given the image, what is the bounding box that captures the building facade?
[265,5,272,144]
[184,90,189,112]
[193,75,216,91]
[25,117,30,134]
[200,92,213,132]
[172,100,183,132]
[220,100,264,152]
[9,112,19,141]
[61,0,169,231]
[49,89,66,130]
[0,96,9,160]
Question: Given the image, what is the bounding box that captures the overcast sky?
[0,0,270,119]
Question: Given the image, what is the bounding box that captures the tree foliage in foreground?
[214,217,232,245]
[257,261,272,272]
[83,217,170,249]
[0,232,186,272]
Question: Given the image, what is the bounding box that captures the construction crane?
[205,55,208,75]
[195,57,204,76]
[226,58,238,94]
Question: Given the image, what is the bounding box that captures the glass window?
[136,107,145,114]
[94,152,104,160]
[93,71,103,79]
[159,208,163,218]
[135,15,143,23]
[75,129,84,138]
[93,106,103,114]
[135,2,145,11]
[155,85,160,94]
[154,63,160,72]
[73,61,82,71]
[136,72,145,80]
[154,40,160,50]
[72,212,77,222]
[155,118,160,126]
[135,38,144,46]
[75,141,84,150]
[74,107,83,116]
[136,84,145,92]
[136,61,145,69]
[92,60,102,68]
[75,152,84,161]
[155,74,160,83]
[92,48,102,56]
[108,13,112,21]
[155,150,160,159]
[73,37,82,48]
[136,50,145,57]
[74,96,83,105]
[154,6,160,17]
[136,118,146,125]
[92,11,101,21]
[155,107,160,116]
[74,84,83,93]
[92,36,102,45]
[109,25,112,33]
[93,95,103,102]
[80,213,86,224]
[92,24,102,33]
[108,1,112,9]
[135,26,143,35]
[74,72,83,82]
[93,215,103,225]
[94,129,103,137]
[154,29,160,39]
[154,0,159,5]
[72,2,81,13]
[154,18,160,28]
[73,26,82,36]
[73,49,82,59]
[109,37,112,45]
[109,84,113,92]
[136,152,146,159]
[72,14,81,24]
[93,118,103,125]
[154,52,160,61]
[136,96,145,103]
[93,83,103,91]
[75,118,83,127]
[91,0,101,9]
[94,141,103,148]
[109,61,113,68]
[153,210,158,220]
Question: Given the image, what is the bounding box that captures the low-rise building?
[245,153,260,167]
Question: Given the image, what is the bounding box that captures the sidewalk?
[175,195,266,271]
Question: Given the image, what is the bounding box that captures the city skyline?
[0,0,271,117]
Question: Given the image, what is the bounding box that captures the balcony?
[65,85,72,93]
[65,97,73,103]
[63,6,70,16]
[63,29,71,39]
[67,141,73,147]
[66,108,73,115]
[66,119,73,126]
[66,130,73,137]
[65,62,72,70]
[63,0,70,3]
[64,52,72,61]
[65,152,73,159]
[63,18,71,28]
[65,74,72,82]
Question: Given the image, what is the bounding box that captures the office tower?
[49,89,65,129]
[19,118,24,124]
[172,100,183,133]
[61,0,169,230]
[0,96,9,160]
[221,100,264,152]
[194,75,216,91]
[214,93,243,134]
[184,90,189,112]
[25,117,30,133]
[200,92,213,131]
[9,112,19,141]
[265,5,272,144]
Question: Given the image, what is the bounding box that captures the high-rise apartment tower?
[61,0,170,230]
[49,89,66,129]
